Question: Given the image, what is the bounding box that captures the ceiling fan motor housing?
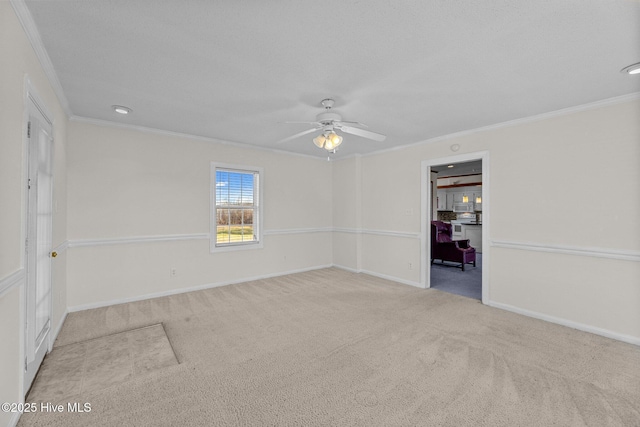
[316,111,341,124]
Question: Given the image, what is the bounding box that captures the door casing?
[22,79,55,394]
[420,151,490,304]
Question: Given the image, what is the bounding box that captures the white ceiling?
[23,0,640,159]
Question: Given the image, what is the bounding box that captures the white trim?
[491,240,640,262]
[50,309,68,351]
[71,116,327,161]
[8,412,21,427]
[67,264,333,312]
[52,240,69,254]
[10,0,72,116]
[361,229,420,239]
[361,92,640,159]
[332,227,361,234]
[359,269,423,289]
[421,151,490,304]
[25,78,54,126]
[332,264,360,274]
[332,264,422,289]
[264,227,332,235]
[333,227,421,239]
[487,301,640,347]
[68,234,209,248]
[0,269,25,298]
[64,228,417,249]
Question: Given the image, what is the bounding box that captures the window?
[211,163,263,252]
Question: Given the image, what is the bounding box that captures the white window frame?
[210,162,264,253]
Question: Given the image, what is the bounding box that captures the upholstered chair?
[430,221,476,271]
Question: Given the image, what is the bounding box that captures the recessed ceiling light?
[620,62,640,75]
[447,165,454,168]
[112,105,132,115]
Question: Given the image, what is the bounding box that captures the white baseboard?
[8,411,21,427]
[68,264,333,312]
[332,264,360,274]
[50,309,68,349]
[332,264,423,289]
[487,300,640,347]
[360,269,423,289]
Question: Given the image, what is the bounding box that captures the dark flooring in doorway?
[430,254,482,300]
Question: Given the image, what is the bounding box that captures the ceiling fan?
[278,99,386,152]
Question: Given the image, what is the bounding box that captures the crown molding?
[69,115,329,162]
[363,92,640,158]
[10,0,72,116]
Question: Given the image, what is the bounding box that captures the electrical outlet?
[170,268,177,277]
[408,263,413,270]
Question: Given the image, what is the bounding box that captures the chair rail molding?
[64,228,420,249]
[0,269,25,298]
[491,239,640,262]
[68,233,210,248]
[263,227,332,235]
[333,227,421,239]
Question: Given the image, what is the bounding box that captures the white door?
[24,98,54,392]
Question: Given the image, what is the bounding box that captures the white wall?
[0,3,68,426]
[332,155,360,271]
[332,97,640,343]
[65,121,333,309]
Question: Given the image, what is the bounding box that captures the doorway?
[421,152,489,303]
[24,87,54,392]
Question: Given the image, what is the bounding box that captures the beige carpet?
[26,324,178,404]
[18,268,640,426]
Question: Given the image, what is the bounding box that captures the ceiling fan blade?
[276,127,320,144]
[337,120,368,128]
[284,121,321,125]
[338,125,386,142]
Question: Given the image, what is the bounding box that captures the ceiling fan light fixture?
[314,132,342,151]
[278,98,386,154]
[327,132,342,148]
[313,134,326,148]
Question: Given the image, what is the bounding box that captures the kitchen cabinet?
[446,193,455,210]
[471,192,482,211]
[436,187,483,212]
[462,224,482,253]
[437,190,446,210]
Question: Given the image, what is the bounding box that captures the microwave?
[453,202,474,213]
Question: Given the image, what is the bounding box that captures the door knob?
[51,251,57,258]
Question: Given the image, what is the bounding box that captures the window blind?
[215,168,258,245]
